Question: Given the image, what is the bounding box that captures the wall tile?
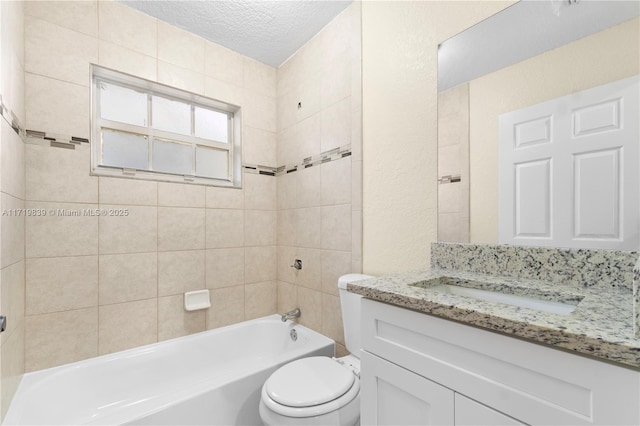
[321,50,351,108]
[277,209,297,247]
[294,247,322,291]
[99,177,158,206]
[158,250,205,296]
[321,157,351,206]
[204,77,243,106]
[1,321,24,419]
[158,207,206,251]
[98,1,157,57]
[99,205,157,254]
[244,210,276,246]
[204,41,244,87]
[351,160,362,210]
[277,173,296,211]
[321,250,352,296]
[352,209,362,260]
[277,281,298,314]
[243,126,276,168]
[1,194,24,267]
[25,73,90,138]
[0,261,25,340]
[296,166,321,208]
[98,299,157,355]
[296,207,322,249]
[157,61,205,94]
[277,245,296,283]
[245,246,276,284]
[294,81,322,124]
[205,209,243,248]
[157,21,205,73]
[245,281,276,320]
[243,57,277,98]
[158,295,205,341]
[25,0,98,37]
[205,248,244,289]
[98,40,157,82]
[297,114,322,159]
[320,97,350,153]
[1,121,25,199]
[322,293,345,345]
[158,183,205,208]
[25,16,97,86]
[207,286,244,329]
[243,91,276,133]
[244,173,276,211]
[205,186,244,209]
[99,252,157,305]
[351,107,362,161]
[297,287,322,332]
[25,201,97,258]
[321,204,351,251]
[26,144,98,203]
[26,256,98,315]
[25,308,98,372]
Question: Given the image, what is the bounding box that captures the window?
[91,66,242,187]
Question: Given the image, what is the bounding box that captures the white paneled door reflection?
[499,76,639,250]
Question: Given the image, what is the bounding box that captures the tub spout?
[281,308,301,322]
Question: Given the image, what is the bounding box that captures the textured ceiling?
[120,0,352,68]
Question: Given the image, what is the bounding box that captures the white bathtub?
[4,315,334,426]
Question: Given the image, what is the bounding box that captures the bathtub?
[4,315,334,426]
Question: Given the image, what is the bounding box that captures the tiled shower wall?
[23,1,278,372]
[437,83,470,243]
[276,3,362,356]
[0,0,26,419]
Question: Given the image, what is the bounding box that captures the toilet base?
[259,393,360,426]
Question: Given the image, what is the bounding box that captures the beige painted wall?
[469,17,640,243]
[361,1,514,275]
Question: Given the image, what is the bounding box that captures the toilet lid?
[265,357,355,408]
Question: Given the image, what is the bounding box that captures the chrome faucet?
[281,308,301,322]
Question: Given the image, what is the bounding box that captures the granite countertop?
[348,268,640,370]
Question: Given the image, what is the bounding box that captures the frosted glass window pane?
[153,139,192,175]
[152,96,191,135]
[102,129,149,170]
[100,82,147,126]
[195,107,228,142]
[196,146,228,179]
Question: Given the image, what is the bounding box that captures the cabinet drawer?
[361,351,454,426]
[455,394,525,426]
[362,298,640,425]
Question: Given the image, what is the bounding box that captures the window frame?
[90,65,243,188]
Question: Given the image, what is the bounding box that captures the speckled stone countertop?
[349,243,640,370]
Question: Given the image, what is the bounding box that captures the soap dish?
[184,290,211,311]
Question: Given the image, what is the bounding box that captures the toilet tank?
[338,274,373,357]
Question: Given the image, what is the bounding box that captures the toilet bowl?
[259,274,373,426]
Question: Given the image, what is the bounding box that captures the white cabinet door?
[361,351,454,426]
[455,394,526,426]
[499,76,639,249]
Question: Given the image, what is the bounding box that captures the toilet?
[259,274,373,426]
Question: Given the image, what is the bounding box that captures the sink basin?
[412,276,583,316]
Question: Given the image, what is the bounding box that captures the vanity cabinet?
[360,298,640,425]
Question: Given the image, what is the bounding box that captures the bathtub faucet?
[281,308,301,322]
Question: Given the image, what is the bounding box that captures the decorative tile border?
[633,258,640,337]
[431,242,639,291]
[0,95,25,138]
[275,145,351,177]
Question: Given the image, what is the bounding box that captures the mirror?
[437,0,639,248]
